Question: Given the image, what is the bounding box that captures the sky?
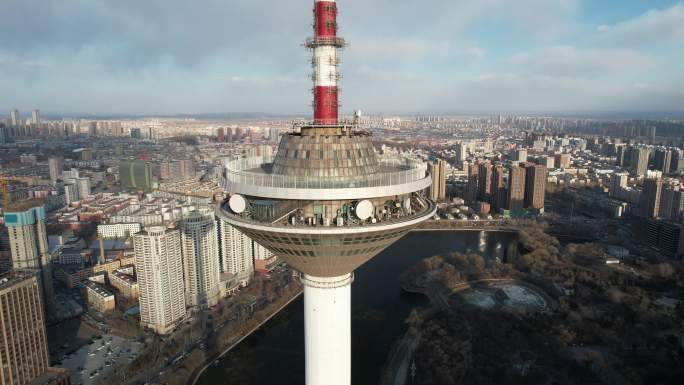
[1,0,683,116]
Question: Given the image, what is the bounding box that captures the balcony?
[217,194,436,236]
[220,155,431,200]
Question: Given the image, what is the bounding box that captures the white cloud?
[595,4,684,45]
[453,72,684,112]
[507,46,653,77]
[1,0,682,114]
[347,37,486,70]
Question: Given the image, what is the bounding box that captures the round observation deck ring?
[228,194,247,214]
[355,200,373,220]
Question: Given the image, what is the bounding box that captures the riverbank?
[186,287,303,385]
[413,219,520,233]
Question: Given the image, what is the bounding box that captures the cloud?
[0,0,308,70]
[0,0,682,115]
[0,0,577,71]
[595,4,684,45]
[507,46,653,77]
[453,72,684,112]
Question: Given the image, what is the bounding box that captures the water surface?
[197,230,518,385]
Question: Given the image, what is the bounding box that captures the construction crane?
[0,177,18,209]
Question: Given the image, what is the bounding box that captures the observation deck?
[216,194,436,277]
[218,127,435,276]
[220,155,432,200]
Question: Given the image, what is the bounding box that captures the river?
[196,230,518,385]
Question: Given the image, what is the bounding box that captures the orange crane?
[0,177,18,209]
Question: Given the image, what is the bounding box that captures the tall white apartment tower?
[76,177,91,199]
[180,209,221,308]
[217,216,254,287]
[31,109,41,125]
[134,226,186,335]
[9,109,20,127]
[48,157,63,182]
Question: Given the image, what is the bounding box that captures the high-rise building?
[653,148,672,174]
[179,159,195,180]
[671,150,682,173]
[454,142,467,162]
[130,127,142,139]
[0,271,50,385]
[609,172,629,197]
[645,220,684,256]
[87,121,97,137]
[47,157,63,182]
[428,159,447,202]
[64,122,74,136]
[76,177,91,199]
[512,149,528,163]
[477,162,492,202]
[64,182,79,204]
[660,187,676,220]
[639,178,663,218]
[616,145,627,166]
[674,190,684,221]
[217,217,254,287]
[554,153,571,169]
[3,202,55,314]
[491,164,506,211]
[0,124,7,144]
[268,127,281,144]
[120,160,154,192]
[215,2,435,383]
[31,109,41,125]
[536,156,555,169]
[647,126,656,142]
[507,166,526,212]
[659,187,684,221]
[134,226,186,334]
[217,127,225,142]
[9,109,21,127]
[180,209,221,308]
[524,164,546,210]
[159,159,195,181]
[465,163,478,203]
[629,146,650,177]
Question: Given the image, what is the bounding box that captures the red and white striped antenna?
[305,0,346,125]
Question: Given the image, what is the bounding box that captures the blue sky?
[1,0,683,116]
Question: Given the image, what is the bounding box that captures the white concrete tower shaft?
[302,274,353,385]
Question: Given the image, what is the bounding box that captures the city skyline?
[1,0,684,116]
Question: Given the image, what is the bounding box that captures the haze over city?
[2,0,684,116]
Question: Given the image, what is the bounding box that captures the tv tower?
[307,0,345,125]
[218,1,436,384]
